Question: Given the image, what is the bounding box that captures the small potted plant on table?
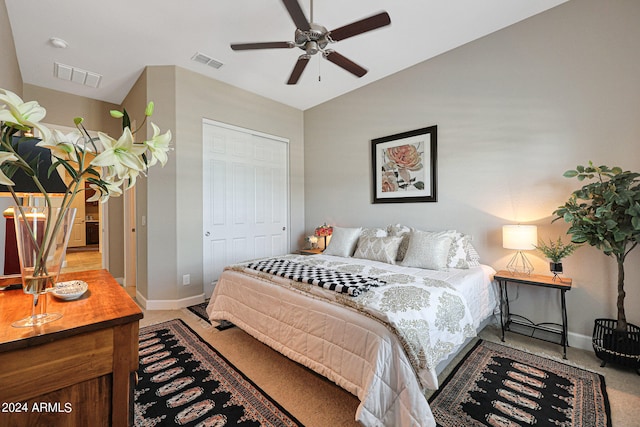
[554,162,640,374]
[535,237,580,279]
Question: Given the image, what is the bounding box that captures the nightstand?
[494,270,572,359]
[297,248,323,255]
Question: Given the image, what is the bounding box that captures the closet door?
[202,121,289,296]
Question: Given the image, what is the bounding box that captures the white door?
[203,120,289,297]
[67,182,86,248]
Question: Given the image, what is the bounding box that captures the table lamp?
[502,224,538,276]
[314,223,333,251]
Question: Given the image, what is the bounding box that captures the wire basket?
[592,318,640,373]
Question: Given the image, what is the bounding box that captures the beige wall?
[23,84,121,135]
[0,0,21,94]
[138,66,304,302]
[304,0,640,340]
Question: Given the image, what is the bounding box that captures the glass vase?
[11,206,77,328]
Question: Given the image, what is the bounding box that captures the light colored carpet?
[140,308,639,427]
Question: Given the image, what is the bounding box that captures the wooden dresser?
[0,269,143,426]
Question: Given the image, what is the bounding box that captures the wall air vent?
[191,52,223,69]
[54,62,102,88]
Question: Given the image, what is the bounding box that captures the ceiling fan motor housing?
[295,23,329,55]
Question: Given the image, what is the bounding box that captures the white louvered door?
[202,120,289,298]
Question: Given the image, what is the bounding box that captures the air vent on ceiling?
[191,52,223,69]
[54,62,102,88]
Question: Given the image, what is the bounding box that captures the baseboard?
[568,330,592,352]
[137,293,206,310]
[114,277,125,286]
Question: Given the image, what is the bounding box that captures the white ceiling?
[6,0,567,111]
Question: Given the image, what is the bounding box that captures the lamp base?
[506,251,534,276]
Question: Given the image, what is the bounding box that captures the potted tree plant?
[554,162,640,373]
[534,237,580,278]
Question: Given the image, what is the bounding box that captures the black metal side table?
[494,270,572,359]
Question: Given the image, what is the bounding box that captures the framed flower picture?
[371,125,437,203]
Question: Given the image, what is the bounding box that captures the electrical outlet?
[182,274,190,286]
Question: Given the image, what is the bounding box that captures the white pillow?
[353,235,403,264]
[323,226,362,257]
[400,230,454,270]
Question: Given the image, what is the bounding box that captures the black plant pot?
[592,318,640,375]
[550,262,563,274]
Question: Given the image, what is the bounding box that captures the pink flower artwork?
[381,143,425,192]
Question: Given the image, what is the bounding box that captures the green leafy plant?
[534,237,580,263]
[554,162,640,332]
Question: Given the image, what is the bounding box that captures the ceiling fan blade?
[287,55,311,85]
[231,41,294,51]
[328,12,391,41]
[282,0,311,31]
[323,50,367,77]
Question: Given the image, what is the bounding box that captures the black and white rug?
[429,340,611,427]
[135,319,303,426]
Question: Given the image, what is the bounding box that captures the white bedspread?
[207,254,497,426]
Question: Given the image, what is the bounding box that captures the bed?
[206,226,499,426]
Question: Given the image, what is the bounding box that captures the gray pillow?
[323,226,362,257]
[400,230,454,270]
[353,235,403,264]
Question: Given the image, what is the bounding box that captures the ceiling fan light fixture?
[305,41,319,55]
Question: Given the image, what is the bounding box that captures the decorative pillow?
[353,236,404,264]
[400,230,454,270]
[464,240,481,267]
[447,232,471,269]
[323,226,362,257]
[360,227,388,238]
[386,223,412,261]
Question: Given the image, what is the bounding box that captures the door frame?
[202,118,291,295]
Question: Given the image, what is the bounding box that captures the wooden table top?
[0,269,143,353]
[494,269,572,290]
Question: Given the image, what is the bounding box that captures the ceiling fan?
[230,0,391,84]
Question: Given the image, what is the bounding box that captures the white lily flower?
[145,123,172,167]
[0,151,19,186]
[86,179,124,204]
[91,127,146,178]
[120,167,143,189]
[0,89,51,143]
[37,129,83,163]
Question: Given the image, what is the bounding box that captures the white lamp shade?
[502,225,538,250]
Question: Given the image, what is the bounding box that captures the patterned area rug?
[429,340,611,427]
[135,319,303,426]
[186,300,235,330]
[186,300,211,324]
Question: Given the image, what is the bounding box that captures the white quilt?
[207,254,498,427]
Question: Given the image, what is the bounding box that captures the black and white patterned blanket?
[245,258,385,296]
